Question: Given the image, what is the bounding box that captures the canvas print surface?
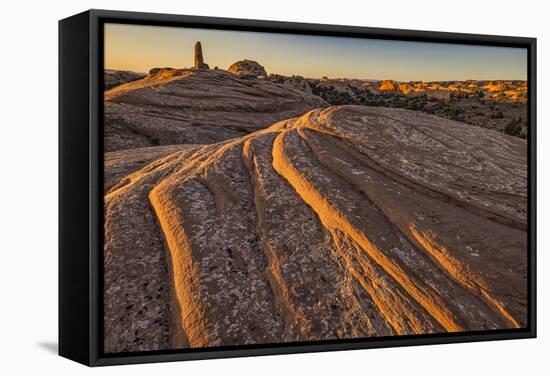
[102,23,529,354]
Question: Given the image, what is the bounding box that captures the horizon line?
[104,66,527,83]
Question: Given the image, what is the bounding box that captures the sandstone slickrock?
[104,69,146,90]
[104,105,527,352]
[227,59,268,78]
[104,144,190,192]
[103,68,327,151]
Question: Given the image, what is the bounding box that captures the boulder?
[227,59,267,77]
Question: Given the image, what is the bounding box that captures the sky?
[104,23,527,81]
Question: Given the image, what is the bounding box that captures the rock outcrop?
[148,67,174,75]
[104,144,190,193]
[227,59,267,78]
[103,68,327,151]
[104,105,527,353]
[483,81,509,92]
[379,79,401,92]
[194,41,209,70]
[104,69,146,90]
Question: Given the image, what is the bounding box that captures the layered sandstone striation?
[104,69,146,90]
[104,105,527,353]
[103,68,327,151]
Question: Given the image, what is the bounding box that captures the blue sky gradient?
[105,23,527,81]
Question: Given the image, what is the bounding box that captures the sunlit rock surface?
[104,69,146,90]
[103,105,527,353]
[103,68,327,151]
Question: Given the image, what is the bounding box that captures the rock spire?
[194,41,209,70]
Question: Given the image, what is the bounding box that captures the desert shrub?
[335,91,354,105]
[449,107,465,121]
[269,74,285,84]
[407,100,421,110]
[504,119,523,137]
[350,86,361,95]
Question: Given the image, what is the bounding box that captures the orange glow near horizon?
[104,23,528,81]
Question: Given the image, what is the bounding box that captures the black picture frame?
[59,9,537,367]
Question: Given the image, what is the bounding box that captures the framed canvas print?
[59,9,536,366]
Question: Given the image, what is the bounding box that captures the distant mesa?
[194,41,210,70]
[228,59,267,78]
